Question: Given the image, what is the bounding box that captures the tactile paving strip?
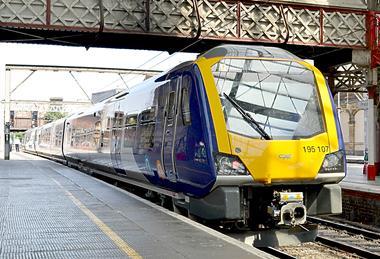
[0,160,128,258]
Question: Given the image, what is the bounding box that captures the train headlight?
[214,154,249,175]
[319,150,345,173]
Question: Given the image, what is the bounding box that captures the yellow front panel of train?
[196,52,341,184]
[229,132,330,183]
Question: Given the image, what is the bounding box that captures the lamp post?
[4,122,10,160]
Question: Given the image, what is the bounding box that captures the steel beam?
[5,64,161,76]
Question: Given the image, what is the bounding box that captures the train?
[24,44,345,246]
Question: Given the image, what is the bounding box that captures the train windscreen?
[212,58,325,140]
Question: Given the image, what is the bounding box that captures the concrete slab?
[342,163,380,194]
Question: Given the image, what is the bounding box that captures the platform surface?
[341,163,380,194]
[0,152,271,259]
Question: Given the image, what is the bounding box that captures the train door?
[111,102,124,172]
[162,76,181,181]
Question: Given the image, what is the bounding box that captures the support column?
[4,68,11,160]
[348,112,356,155]
[367,68,377,180]
[4,68,10,126]
[368,0,380,177]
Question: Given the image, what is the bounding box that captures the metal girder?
[330,63,367,93]
[5,64,161,76]
[5,99,91,113]
[0,0,369,49]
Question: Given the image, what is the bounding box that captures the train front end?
[194,45,345,244]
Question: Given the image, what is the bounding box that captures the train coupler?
[267,191,306,226]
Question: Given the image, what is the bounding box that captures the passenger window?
[181,87,191,125]
[114,111,124,129]
[139,107,156,124]
[125,114,138,127]
[94,121,101,143]
[106,117,112,130]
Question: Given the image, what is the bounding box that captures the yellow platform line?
[52,178,143,259]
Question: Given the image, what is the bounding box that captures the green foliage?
[11,132,24,141]
[14,132,24,139]
[44,111,67,123]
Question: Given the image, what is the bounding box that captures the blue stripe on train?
[327,84,346,174]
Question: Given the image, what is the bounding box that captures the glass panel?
[201,44,301,60]
[139,107,156,123]
[125,114,138,126]
[213,59,324,140]
[167,91,176,120]
[181,76,191,125]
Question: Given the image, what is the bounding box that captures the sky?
[0,43,198,102]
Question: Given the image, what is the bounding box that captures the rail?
[258,247,297,259]
[309,216,380,257]
[308,216,380,239]
[316,236,380,258]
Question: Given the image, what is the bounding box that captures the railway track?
[308,216,380,239]
[315,235,378,258]
[309,216,380,258]
[245,216,380,258]
[276,217,380,258]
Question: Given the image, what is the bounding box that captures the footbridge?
[0,1,371,64]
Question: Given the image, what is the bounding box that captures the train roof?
[199,44,301,60]
[66,101,106,120]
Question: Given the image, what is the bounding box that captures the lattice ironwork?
[51,0,99,28]
[198,0,238,38]
[333,64,367,93]
[0,0,46,25]
[150,0,195,35]
[240,3,283,42]
[285,7,320,45]
[51,0,147,31]
[323,10,366,47]
[103,1,146,31]
[0,0,371,49]
[240,3,321,44]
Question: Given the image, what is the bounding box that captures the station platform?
[346,155,364,164]
[0,152,271,259]
[342,163,380,194]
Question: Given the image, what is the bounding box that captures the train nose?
[279,203,307,226]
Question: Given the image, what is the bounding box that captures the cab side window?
[181,75,191,125]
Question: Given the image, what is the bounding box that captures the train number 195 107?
[303,145,329,153]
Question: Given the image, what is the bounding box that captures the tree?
[12,132,25,142]
[44,111,67,123]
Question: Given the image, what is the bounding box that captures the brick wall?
[341,189,380,227]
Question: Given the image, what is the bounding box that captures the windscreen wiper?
[223,93,271,140]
